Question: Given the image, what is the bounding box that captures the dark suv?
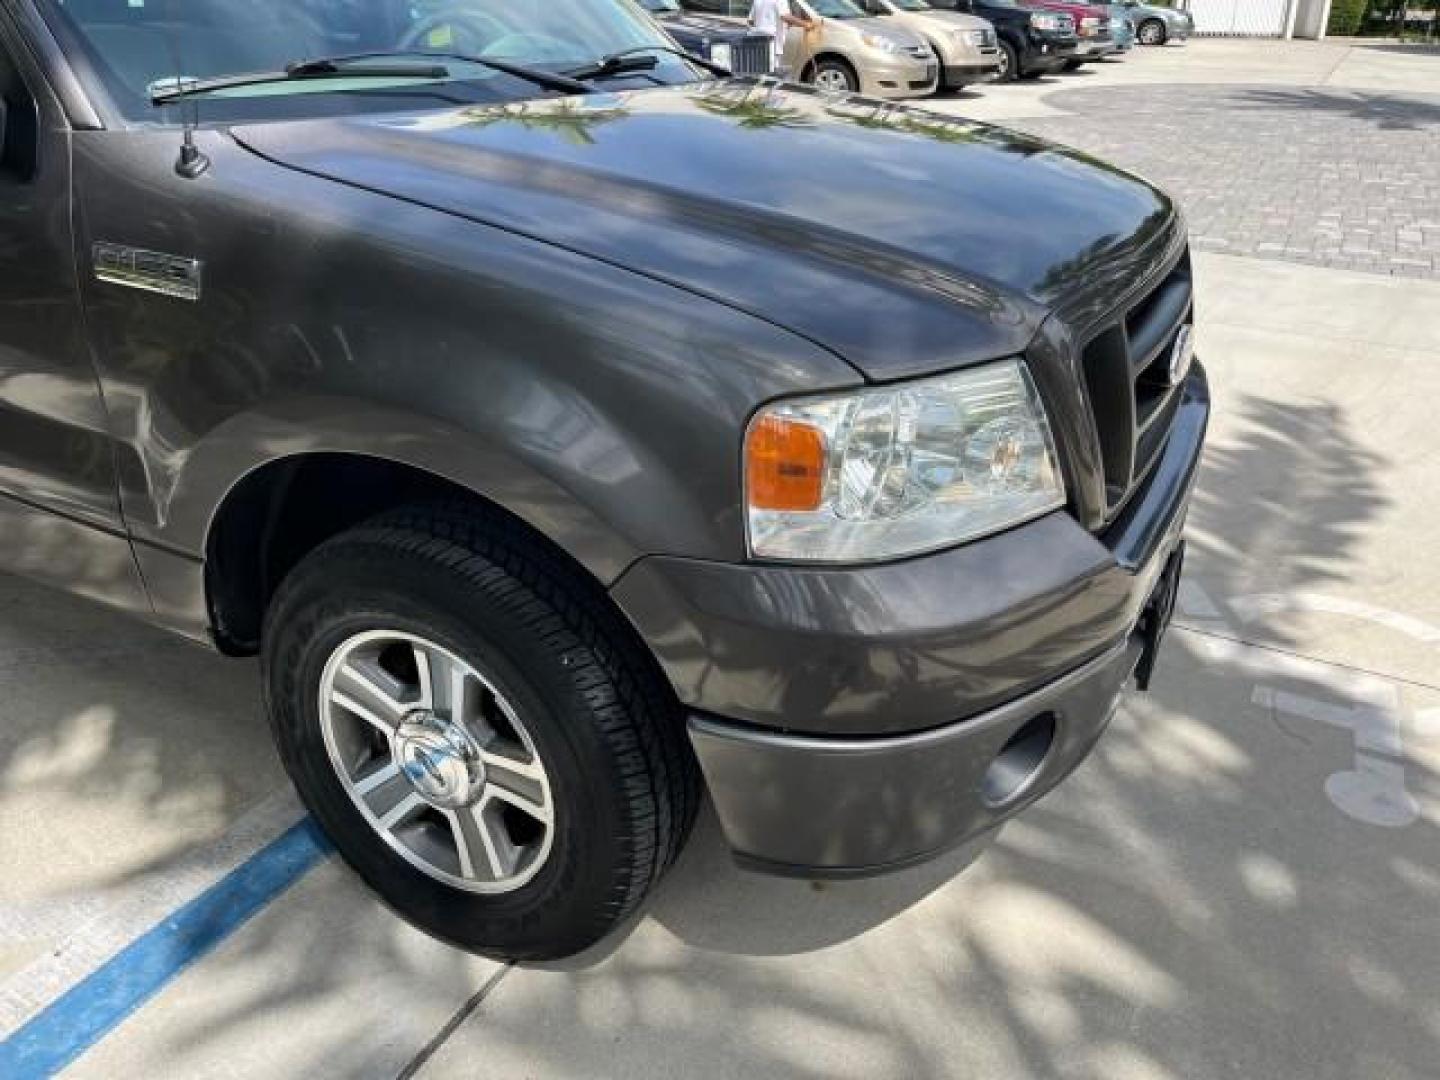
[1,0,1206,960]
[1026,0,1117,67]
[931,0,1079,80]
[636,0,774,75]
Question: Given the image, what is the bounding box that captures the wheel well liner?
[205,453,603,655]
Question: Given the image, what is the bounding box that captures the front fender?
[73,130,863,576]
[162,397,645,585]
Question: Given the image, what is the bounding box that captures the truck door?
[0,14,145,610]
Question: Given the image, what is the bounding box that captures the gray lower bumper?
[943,61,1000,86]
[1071,40,1117,59]
[690,634,1144,877]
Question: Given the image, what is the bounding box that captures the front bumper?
[1023,33,1078,73]
[1071,37,1118,59]
[691,633,1144,876]
[942,59,1002,87]
[858,54,939,99]
[614,364,1208,876]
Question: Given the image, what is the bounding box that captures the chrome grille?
[729,36,773,75]
[1080,247,1193,517]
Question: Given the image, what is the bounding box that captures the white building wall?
[1188,0,1291,36]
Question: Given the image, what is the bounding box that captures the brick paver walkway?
[1007,84,1440,279]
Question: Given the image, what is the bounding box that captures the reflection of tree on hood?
[823,99,1051,154]
[396,99,631,145]
[692,81,813,130]
[1034,206,1170,298]
[824,99,904,131]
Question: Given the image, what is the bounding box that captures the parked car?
[681,0,939,96]
[1120,0,1193,43]
[1026,0,1117,67]
[1106,4,1137,50]
[636,0,776,73]
[931,0,1078,81]
[848,0,1002,92]
[3,0,1207,960]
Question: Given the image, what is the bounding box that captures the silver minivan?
[681,0,939,98]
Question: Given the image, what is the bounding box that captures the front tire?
[995,39,1019,82]
[1138,18,1167,45]
[810,57,859,93]
[1061,58,1084,71]
[262,505,700,961]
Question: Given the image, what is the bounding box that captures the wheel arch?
[202,447,634,656]
[806,51,860,86]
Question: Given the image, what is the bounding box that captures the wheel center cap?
[395,711,485,810]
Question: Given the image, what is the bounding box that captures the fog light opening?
[982,712,1058,808]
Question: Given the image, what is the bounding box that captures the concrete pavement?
[3,38,1439,1080]
[929,37,1440,122]
[928,42,1440,280]
[407,250,1440,1080]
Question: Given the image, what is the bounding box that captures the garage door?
[1187,0,1290,35]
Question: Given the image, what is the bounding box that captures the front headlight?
[744,360,1066,562]
[860,32,901,53]
[959,29,989,47]
[710,41,734,69]
[1029,12,1070,31]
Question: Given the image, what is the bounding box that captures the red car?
[1023,0,1117,67]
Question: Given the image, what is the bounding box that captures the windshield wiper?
[564,45,732,82]
[150,50,588,105]
[150,61,450,104]
[293,51,591,94]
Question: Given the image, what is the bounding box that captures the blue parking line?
[0,819,330,1079]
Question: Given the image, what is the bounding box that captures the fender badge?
[93,243,202,302]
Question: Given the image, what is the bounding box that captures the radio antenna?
[175,101,211,178]
[161,0,210,178]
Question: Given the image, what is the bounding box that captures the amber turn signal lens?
[746,415,826,512]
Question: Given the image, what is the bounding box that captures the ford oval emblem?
[1169,324,1195,387]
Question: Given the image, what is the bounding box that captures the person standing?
[749,0,819,77]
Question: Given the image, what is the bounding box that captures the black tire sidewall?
[264,538,640,960]
[997,40,1018,81]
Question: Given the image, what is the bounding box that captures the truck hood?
[233,81,1177,381]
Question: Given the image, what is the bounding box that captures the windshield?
[887,0,935,11]
[41,0,696,122]
[808,0,867,17]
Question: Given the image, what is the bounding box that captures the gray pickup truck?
[0,0,1206,960]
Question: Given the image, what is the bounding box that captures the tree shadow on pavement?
[1350,41,1440,58]
[3,384,1438,1079]
[435,389,1439,1078]
[1235,86,1440,132]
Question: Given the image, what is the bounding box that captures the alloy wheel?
[318,629,554,894]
